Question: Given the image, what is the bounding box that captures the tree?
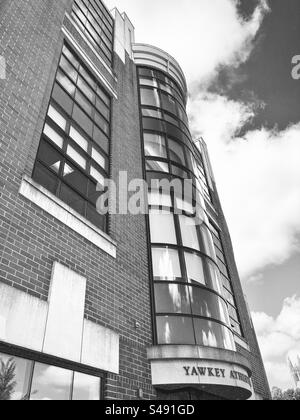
[0,357,17,401]
[272,387,283,400]
[283,389,295,401]
[294,388,300,401]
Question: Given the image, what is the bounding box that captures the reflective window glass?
[179,215,200,251]
[152,247,181,280]
[155,284,191,314]
[0,354,32,401]
[193,319,235,351]
[30,363,72,401]
[189,287,229,325]
[168,139,186,166]
[146,160,169,173]
[141,88,160,107]
[185,252,205,285]
[201,225,217,260]
[156,316,195,345]
[149,210,177,244]
[69,125,88,151]
[44,124,64,149]
[148,190,172,208]
[72,373,100,401]
[67,145,87,169]
[144,133,167,158]
[48,105,67,130]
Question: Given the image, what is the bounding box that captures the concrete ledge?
[19,176,117,258]
[147,345,252,375]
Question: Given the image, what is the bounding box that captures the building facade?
[0,0,270,400]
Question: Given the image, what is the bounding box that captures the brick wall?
[0,0,156,399]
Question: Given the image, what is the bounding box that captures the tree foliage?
[0,357,17,401]
[272,386,300,401]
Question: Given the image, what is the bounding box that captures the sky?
[105,0,300,391]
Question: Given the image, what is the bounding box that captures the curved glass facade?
[137,66,235,352]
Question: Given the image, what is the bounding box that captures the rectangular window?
[0,353,103,401]
[33,44,111,232]
[72,0,114,67]
[149,210,177,245]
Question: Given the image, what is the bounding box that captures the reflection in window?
[168,139,186,166]
[144,133,167,158]
[149,211,177,245]
[155,284,191,314]
[30,364,73,400]
[141,88,160,107]
[152,247,181,280]
[156,316,195,345]
[185,252,205,285]
[179,215,200,251]
[146,160,169,173]
[0,354,32,401]
[72,372,100,401]
[189,287,229,325]
[194,319,235,351]
[148,190,172,208]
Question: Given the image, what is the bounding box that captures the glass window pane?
[0,354,32,401]
[140,88,160,107]
[69,125,88,151]
[149,210,177,244]
[30,363,73,400]
[142,108,162,118]
[90,166,105,187]
[193,319,235,351]
[37,140,62,173]
[156,316,195,345]
[62,45,80,70]
[77,75,95,103]
[94,111,109,135]
[66,145,87,169]
[148,191,172,207]
[62,162,88,195]
[144,133,167,158]
[56,70,76,97]
[201,225,217,260]
[93,125,109,153]
[72,104,93,137]
[152,247,181,280]
[44,124,64,148]
[155,284,191,314]
[146,160,169,173]
[48,105,67,130]
[33,162,59,195]
[185,252,205,285]
[59,56,78,82]
[95,97,110,120]
[52,83,73,115]
[75,90,93,116]
[189,287,230,325]
[171,165,189,179]
[168,139,186,166]
[59,183,86,215]
[179,215,200,251]
[91,147,106,169]
[161,93,177,115]
[72,373,100,401]
[207,261,223,295]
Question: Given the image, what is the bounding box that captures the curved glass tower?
[134,44,254,400]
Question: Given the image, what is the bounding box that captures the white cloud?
[105,0,269,86]
[190,97,300,278]
[252,296,300,389]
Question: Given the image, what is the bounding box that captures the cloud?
[105,0,269,86]
[252,296,300,389]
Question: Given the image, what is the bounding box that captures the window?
[0,353,102,401]
[194,319,235,351]
[168,139,186,166]
[152,247,181,280]
[144,133,167,158]
[33,44,111,232]
[184,252,205,285]
[156,316,195,345]
[155,284,191,314]
[72,0,114,66]
[179,215,200,251]
[149,211,177,245]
